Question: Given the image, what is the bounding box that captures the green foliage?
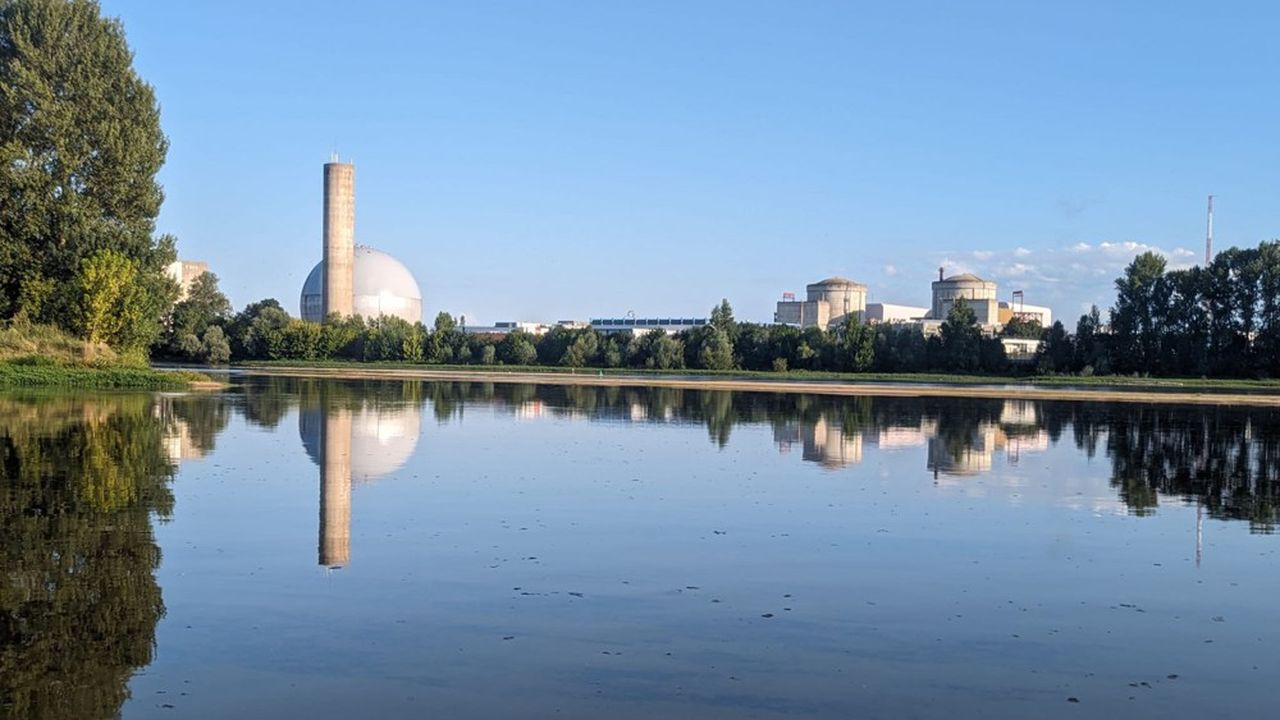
[1001,315,1043,339]
[0,0,176,352]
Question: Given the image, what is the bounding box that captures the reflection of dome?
[300,403,421,481]
[299,246,423,323]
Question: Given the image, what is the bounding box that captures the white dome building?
[299,246,423,324]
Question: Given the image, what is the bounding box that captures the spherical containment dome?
[300,246,423,323]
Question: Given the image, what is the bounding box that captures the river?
[2,376,1277,718]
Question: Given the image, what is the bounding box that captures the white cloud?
[882,264,898,276]
[1014,247,1032,257]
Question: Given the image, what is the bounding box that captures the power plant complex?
[775,268,1051,334]
[285,159,1053,340]
[300,159,423,324]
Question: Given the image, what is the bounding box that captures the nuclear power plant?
[300,159,423,324]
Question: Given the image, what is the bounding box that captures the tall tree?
[939,298,982,372]
[0,0,176,347]
[1110,251,1167,373]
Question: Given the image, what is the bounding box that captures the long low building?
[591,317,709,335]
[866,302,928,324]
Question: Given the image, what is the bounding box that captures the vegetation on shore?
[0,321,205,389]
[239,359,1280,392]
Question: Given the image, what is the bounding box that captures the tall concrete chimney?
[323,160,355,318]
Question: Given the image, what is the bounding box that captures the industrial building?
[866,302,928,324]
[776,269,1052,338]
[774,277,867,330]
[166,260,208,301]
[300,159,423,324]
[590,317,709,336]
[928,270,1000,325]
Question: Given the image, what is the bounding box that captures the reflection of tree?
[0,395,173,719]
[1065,404,1280,531]
[226,376,1280,531]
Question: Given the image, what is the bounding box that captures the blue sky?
[104,0,1279,324]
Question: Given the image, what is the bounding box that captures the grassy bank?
[0,322,211,390]
[238,359,1280,393]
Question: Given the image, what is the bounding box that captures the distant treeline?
[159,289,1015,374]
[160,241,1280,379]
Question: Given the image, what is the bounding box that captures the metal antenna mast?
[1205,194,1214,265]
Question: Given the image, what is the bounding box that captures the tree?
[939,298,982,372]
[74,249,153,352]
[433,312,457,334]
[696,328,734,370]
[1036,321,1074,373]
[1110,251,1167,373]
[0,0,176,345]
[710,299,737,341]
[1074,305,1107,374]
[835,315,875,372]
[1001,316,1042,339]
[161,272,230,361]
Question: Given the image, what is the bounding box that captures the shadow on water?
[2,378,1279,716]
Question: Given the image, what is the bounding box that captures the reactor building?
[300,159,423,324]
[773,277,868,330]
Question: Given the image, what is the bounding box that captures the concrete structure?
[866,302,928,324]
[591,317,709,336]
[165,260,208,301]
[301,247,423,323]
[322,161,356,318]
[775,277,868,330]
[302,159,422,324]
[463,321,553,336]
[929,270,999,325]
[997,301,1052,328]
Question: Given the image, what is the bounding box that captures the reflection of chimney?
[319,406,352,567]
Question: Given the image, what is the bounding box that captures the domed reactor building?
[300,160,423,324]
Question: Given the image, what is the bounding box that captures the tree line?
[158,282,1022,374]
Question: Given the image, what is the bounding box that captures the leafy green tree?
[562,330,600,367]
[0,0,176,346]
[479,344,496,365]
[710,299,737,341]
[1110,251,1167,373]
[161,272,230,361]
[1036,321,1074,373]
[74,249,160,354]
[939,298,982,372]
[696,328,734,370]
[1000,315,1042,339]
[835,315,874,372]
[1073,305,1107,374]
[433,312,457,334]
[499,330,538,365]
[200,325,230,364]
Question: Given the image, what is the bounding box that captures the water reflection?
[224,377,1280,534]
[5,380,1280,718]
[297,386,421,567]
[0,394,175,719]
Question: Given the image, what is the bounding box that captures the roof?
[808,276,867,288]
[940,272,989,283]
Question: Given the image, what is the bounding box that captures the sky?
[102,0,1279,325]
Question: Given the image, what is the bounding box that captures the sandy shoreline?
[235,365,1280,407]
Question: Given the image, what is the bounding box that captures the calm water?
[2,378,1278,719]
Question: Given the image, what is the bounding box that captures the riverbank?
[0,360,216,390]
[238,362,1280,406]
